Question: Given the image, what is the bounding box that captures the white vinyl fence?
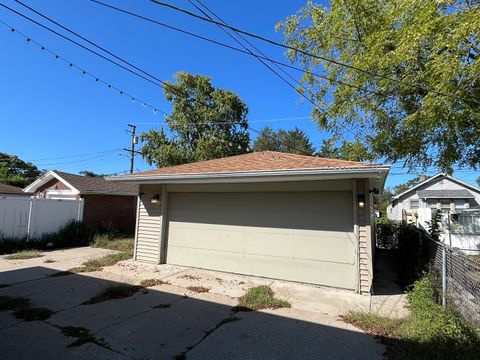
[0,197,83,239]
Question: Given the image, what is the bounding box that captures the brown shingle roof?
[0,183,24,193]
[54,171,137,195]
[132,151,377,177]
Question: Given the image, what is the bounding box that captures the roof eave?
[107,166,390,185]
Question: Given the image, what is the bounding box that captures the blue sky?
[0,0,478,189]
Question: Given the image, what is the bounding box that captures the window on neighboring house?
[453,199,466,209]
[410,199,419,209]
[427,200,438,209]
[440,200,451,210]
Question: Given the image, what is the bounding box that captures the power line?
[89,0,388,101]
[146,0,478,105]
[0,19,165,115]
[26,148,121,162]
[0,2,173,97]
[0,3,342,156]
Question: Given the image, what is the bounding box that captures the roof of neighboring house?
[0,183,24,194]
[109,151,390,186]
[392,173,480,201]
[24,170,138,196]
[416,189,475,199]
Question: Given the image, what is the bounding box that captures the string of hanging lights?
[0,19,167,117]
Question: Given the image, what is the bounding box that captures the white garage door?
[167,191,356,289]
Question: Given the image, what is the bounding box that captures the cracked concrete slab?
[187,308,385,360]
[0,321,72,360]
[96,295,234,359]
[49,287,183,332]
[0,311,23,330]
[56,343,129,360]
[0,247,116,285]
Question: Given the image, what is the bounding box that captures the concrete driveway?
[0,247,386,360]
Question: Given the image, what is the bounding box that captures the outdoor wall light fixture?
[357,195,366,209]
[150,194,161,205]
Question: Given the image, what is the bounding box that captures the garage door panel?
[167,246,355,289]
[167,191,356,289]
[169,208,352,233]
[168,224,355,264]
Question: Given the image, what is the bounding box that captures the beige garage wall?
[135,180,359,290]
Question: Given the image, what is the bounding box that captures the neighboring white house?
[109,151,390,294]
[387,173,480,222]
[387,173,480,253]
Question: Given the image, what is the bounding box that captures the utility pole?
[126,124,137,174]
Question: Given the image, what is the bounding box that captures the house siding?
[134,187,162,263]
[357,179,374,294]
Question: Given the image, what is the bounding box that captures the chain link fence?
[426,234,480,327]
[376,221,480,327]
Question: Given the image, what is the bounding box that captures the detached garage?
[110,151,389,294]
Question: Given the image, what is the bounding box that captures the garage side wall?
[134,186,162,263]
[356,179,374,294]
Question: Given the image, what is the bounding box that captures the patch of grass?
[0,296,31,311]
[153,303,171,309]
[0,295,53,321]
[67,252,133,273]
[13,307,53,321]
[91,234,134,252]
[236,286,290,311]
[59,325,108,348]
[5,250,43,260]
[187,286,210,293]
[343,277,480,360]
[140,279,170,287]
[83,284,142,305]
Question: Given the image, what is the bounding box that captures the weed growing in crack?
[83,285,142,305]
[187,286,210,293]
[140,279,170,287]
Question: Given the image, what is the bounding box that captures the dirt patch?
[187,286,210,293]
[179,274,201,281]
[139,279,170,287]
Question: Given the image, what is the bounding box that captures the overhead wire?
[146,0,479,106]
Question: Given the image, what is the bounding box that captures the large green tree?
[252,126,315,155]
[278,0,480,172]
[140,72,249,167]
[0,153,41,187]
[317,137,375,161]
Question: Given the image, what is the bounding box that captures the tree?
[477,177,480,187]
[392,174,430,195]
[79,170,107,177]
[0,153,41,187]
[317,138,375,162]
[140,72,249,167]
[278,0,480,172]
[252,126,315,155]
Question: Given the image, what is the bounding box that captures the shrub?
[0,221,95,255]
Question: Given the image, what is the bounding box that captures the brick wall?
[82,194,136,234]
